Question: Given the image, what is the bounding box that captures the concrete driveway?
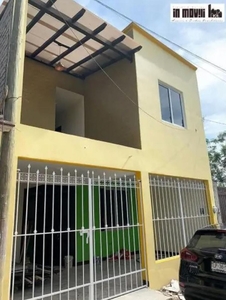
[114,288,170,300]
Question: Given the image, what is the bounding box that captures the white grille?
[149,175,210,260]
[11,166,147,300]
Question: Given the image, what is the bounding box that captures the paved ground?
[114,288,170,300]
[13,260,145,300]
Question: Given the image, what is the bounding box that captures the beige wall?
[130,28,215,288]
[21,58,84,131]
[84,59,141,149]
[133,29,211,180]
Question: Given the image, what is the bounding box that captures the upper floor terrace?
[0,0,142,149]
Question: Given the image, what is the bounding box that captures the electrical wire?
[93,0,226,75]
[194,64,226,84]
[51,0,214,180]
[204,118,226,126]
[50,0,225,134]
[28,0,225,179]
[50,0,206,131]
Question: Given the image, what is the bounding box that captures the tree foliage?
[206,131,226,186]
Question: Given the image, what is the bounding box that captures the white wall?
[55,88,84,137]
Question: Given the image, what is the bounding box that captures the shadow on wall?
[84,59,141,149]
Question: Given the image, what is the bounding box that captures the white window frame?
[158,81,186,128]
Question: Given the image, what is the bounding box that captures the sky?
[1,0,225,138]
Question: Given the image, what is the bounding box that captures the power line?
[93,0,226,76]
[204,118,226,126]
[194,63,226,84]
[50,0,224,132]
[47,0,226,177]
[50,0,201,131]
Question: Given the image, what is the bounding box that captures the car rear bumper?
[180,283,226,300]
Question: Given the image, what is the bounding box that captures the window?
[189,232,226,250]
[159,84,185,127]
[100,188,128,229]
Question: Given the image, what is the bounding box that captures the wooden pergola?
[1,0,142,79]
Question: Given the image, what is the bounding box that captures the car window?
[189,232,226,250]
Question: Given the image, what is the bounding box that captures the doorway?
[55,87,85,137]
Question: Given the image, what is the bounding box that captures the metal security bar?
[11,166,147,300]
[149,175,210,260]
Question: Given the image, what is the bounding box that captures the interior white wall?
[55,88,84,137]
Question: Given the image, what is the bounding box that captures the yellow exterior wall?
[21,58,84,130]
[5,27,216,294]
[131,27,216,289]
[133,28,210,179]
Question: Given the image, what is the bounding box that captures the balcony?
[17,0,142,150]
[21,56,141,150]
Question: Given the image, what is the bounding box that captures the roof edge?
[123,22,197,71]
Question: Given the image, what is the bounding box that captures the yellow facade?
[2,24,216,298]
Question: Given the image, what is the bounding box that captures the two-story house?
[0,0,216,300]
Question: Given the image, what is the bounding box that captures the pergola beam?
[50,22,107,66]
[28,0,132,61]
[30,9,86,58]
[83,45,142,77]
[66,35,126,72]
[26,0,57,33]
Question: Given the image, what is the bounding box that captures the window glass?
[170,89,184,127]
[159,85,172,123]
[189,232,226,250]
[159,83,185,127]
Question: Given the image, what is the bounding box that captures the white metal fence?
[149,175,210,260]
[11,166,147,300]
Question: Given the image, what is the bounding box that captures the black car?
[179,224,226,300]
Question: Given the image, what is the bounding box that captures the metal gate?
[149,175,210,260]
[11,166,147,300]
